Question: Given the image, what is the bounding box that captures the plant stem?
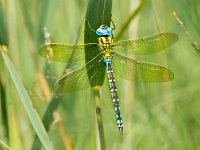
[115,0,147,41]
[93,89,105,150]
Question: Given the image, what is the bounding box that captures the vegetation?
[0,0,200,149]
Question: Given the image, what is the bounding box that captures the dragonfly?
[39,23,178,135]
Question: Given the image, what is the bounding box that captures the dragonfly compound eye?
[96,24,112,36]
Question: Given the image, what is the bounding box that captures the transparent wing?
[112,52,174,83]
[39,43,99,62]
[113,33,178,55]
[55,53,106,94]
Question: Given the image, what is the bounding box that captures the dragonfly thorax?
[98,36,113,52]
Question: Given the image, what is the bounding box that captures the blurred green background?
[1,0,200,149]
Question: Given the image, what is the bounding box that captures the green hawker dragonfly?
[39,24,178,134]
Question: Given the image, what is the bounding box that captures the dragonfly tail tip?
[119,127,123,135]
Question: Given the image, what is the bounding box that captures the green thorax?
[98,35,113,54]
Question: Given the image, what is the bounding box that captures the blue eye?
[96,25,112,35]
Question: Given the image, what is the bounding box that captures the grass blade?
[31,95,59,150]
[0,2,8,45]
[0,80,9,141]
[84,0,112,149]
[1,49,54,150]
[84,0,112,87]
[0,140,13,150]
[115,0,147,41]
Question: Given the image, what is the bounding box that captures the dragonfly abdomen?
[104,57,123,134]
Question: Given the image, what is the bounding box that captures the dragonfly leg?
[111,19,115,30]
[85,19,96,33]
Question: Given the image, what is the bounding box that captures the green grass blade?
[1,50,54,150]
[0,140,13,150]
[115,0,147,41]
[31,95,59,150]
[84,0,112,87]
[0,3,8,45]
[17,0,35,39]
[0,80,9,140]
[94,90,106,150]
[84,0,112,149]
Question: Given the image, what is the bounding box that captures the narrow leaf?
[1,50,54,150]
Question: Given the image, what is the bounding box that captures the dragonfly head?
[96,24,112,36]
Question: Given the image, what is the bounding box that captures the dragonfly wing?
[113,33,178,55]
[112,52,174,83]
[39,43,99,63]
[55,53,106,94]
